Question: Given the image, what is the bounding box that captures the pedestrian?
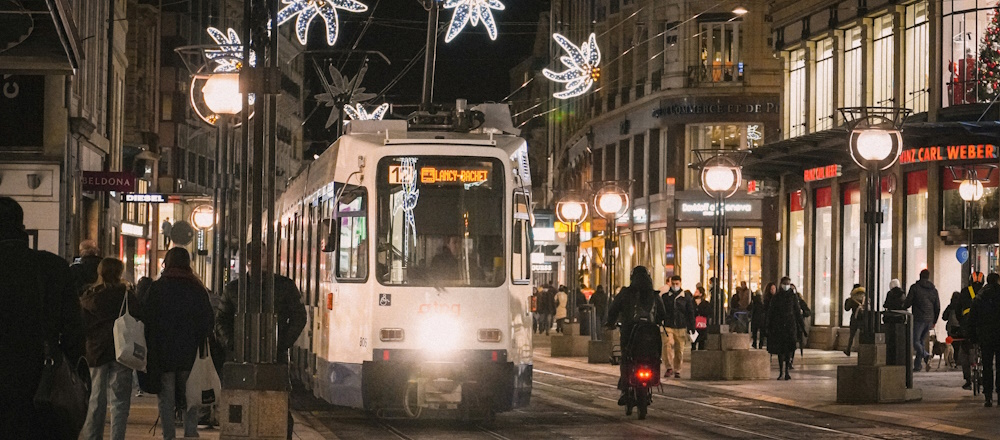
[883,278,906,311]
[691,288,711,350]
[161,217,172,248]
[904,269,940,373]
[729,281,752,333]
[554,285,569,333]
[970,272,1000,406]
[842,284,866,356]
[574,288,587,322]
[0,197,86,439]
[589,285,609,328]
[70,239,102,296]
[750,284,770,349]
[605,266,667,399]
[216,242,307,438]
[766,277,805,380]
[537,284,556,335]
[946,272,981,389]
[531,287,541,333]
[661,275,695,378]
[80,257,138,440]
[708,277,726,315]
[141,247,214,440]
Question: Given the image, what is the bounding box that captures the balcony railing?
[687,62,746,86]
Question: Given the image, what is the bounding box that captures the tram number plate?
[379,293,391,306]
[387,165,414,185]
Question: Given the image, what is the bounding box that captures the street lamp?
[202,73,243,115]
[191,204,216,230]
[697,153,743,332]
[592,183,630,311]
[843,108,906,338]
[960,177,983,274]
[557,195,588,325]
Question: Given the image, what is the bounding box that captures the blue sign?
[744,237,757,256]
[957,247,969,264]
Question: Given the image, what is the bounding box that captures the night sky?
[302,0,546,146]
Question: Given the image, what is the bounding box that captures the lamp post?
[960,175,985,273]
[844,111,905,339]
[592,182,630,322]
[191,204,215,281]
[696,152,743,333]
[557,195,588,323]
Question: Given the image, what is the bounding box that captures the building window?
[942,0,995,106]
[788,191,805,291]
[632,134,645,198]
[593,147,604,181]
[843,26,864,111]
[698,21,743,83]
[604,143,616,181]
[814,187,833,326]
[685,124,759,188]
[648,129,660,195]
[841,182,861,326]
[905,171,928,287]
[905,1,930,113]
[787,49,807,138]
[872,15,895,107]
[618,139,629,181]
[814,38,835,131]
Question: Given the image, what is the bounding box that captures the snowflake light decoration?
[543,33,601,99]
[315,64,377,128]
[395,157,419,260]
[443,0,505,43]
[276,0,368,46]
[344,103,389,120]
[204,27,256,73]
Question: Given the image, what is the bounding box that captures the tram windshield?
[376,156,505,287]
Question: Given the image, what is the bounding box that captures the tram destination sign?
[899,144,998,165]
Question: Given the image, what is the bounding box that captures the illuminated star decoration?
[543,33,601,99]
[276,0,368,46]
[396,157,419,259]
[204,27,256,73]
[344,103,389,120]
[443,0,505,43]
[314,64,377,128]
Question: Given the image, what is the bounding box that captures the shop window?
[841,182,861,326]
[786,49,807,138]
[905,1,929,113]
[878,181,893,301]
[814,38,835,131]
[843,27,863,111]
[942,0,994,106]
[872,15,895,107]
[788,191,805,290]
[814,187,833,326]
[905,171,928,287]
[680,228,703,293]
[942,166,1000,231]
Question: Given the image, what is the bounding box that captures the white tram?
[275,106,533,417]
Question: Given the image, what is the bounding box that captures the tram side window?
[512,191,531,284]
[334,186,368,281]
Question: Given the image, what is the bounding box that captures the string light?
[276,0,369,46]
[204,27,255,73]
[443,0,505,43]
[543,33,601,99]
[344,103,390,120]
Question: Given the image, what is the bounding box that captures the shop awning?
[742,128,852,180]
[0,0,80,74]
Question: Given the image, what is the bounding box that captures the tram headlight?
[417,316,462,353]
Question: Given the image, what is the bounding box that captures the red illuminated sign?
[899,144,998,165]
[803,164,842,182]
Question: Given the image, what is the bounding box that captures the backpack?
[627,288,658,324]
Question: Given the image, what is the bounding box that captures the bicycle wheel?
[636,387,648,420]
[972,346,982,396]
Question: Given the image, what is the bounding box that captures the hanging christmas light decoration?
[204,27,256,72]
[344,103,390,120]
[276,0,369,46]
[443,0,505,43]
[543,33,601,99]
[315,64,377,128]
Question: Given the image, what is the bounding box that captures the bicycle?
[971,343,982,397]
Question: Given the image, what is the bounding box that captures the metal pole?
[420,0,439,109]
[213,115,230,296]
[567,221,578,322]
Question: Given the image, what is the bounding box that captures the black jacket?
[606,285,667,345]
[537,288,557,315]
[883,287,906,310]
[142,269,214,372]
[971,283,1000,347]
[750,293,766,326]
[69,255,102,296]
[80,283,138,367]
[217,274,307,363]
[661,289,695,330]
[766,288,804,355]
[904,279,941,324]
[0,238,85,438]
[588,288,608,321]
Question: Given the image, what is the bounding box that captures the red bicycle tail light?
[636,368,652,380]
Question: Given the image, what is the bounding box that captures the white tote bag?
[113,294,147,371]
[186,340,222,408]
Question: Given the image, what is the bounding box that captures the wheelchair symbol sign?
[379,293,391,306]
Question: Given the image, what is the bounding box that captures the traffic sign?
[744,237,757,256]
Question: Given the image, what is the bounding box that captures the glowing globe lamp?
[959,179,985,202]
[855,129,893,162]
[202,73,242,115]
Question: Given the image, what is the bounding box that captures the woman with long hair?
[142,248,214,440]
[766,277,805,380]
[80,258,137,440]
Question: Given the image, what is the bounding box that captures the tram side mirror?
[321,218,336,253]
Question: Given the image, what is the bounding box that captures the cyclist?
[970,272,1000,407]
[605,266,667,403]
[945,272,981,389]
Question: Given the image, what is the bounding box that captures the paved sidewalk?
[534,333,1000,440]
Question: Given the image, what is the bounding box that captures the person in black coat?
[661,276,696,378]
[69,239,102,296]
[605,266,667,395]
[142,247,214,440]
[692,288,712,350]
[750,284,770,349]
[766,277,804,380]
[589,285,609,327]
[883,279,906,311]
[904,269,941,372]
[0,197,86,440]
[970,273,1000,406]
[537,284,557,335]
